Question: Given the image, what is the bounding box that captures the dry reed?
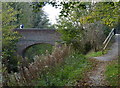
[3,43,71,86]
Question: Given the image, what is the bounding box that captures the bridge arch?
[17,41,55,57]
[22,43,53,58]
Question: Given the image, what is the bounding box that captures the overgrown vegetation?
[55,2,114,53]
[3,44,71,86]
[105,60,119,86]
[2,3,21,73]
[24,44,53,62]
[36,53,92,86]
[2,1,120,87]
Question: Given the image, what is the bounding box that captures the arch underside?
[17,40,56,57]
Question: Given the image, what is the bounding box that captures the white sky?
[42,4,61,24]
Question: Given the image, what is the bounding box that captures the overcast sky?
[42,4,61,24]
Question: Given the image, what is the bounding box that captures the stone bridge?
[14,28,61,57]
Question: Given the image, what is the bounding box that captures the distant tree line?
[3,2,54,28]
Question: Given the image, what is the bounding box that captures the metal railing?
[102,28,115,51]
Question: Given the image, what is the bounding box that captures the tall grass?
[3,43,71,86]
[36,53,92,86]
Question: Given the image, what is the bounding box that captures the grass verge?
[36,52,93,86]
[105,60,119,86]
[85,51,105,58]
[86,51,103,58]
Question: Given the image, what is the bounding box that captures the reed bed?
[3,43,71,86]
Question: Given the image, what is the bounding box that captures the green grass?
[36,53,92,86]
[85,50,107,58]
[105,60,119,86]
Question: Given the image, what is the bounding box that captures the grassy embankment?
[36,53,92,86]
[25,43,106,86]
[36,50,105,86]
[85,51,104,58]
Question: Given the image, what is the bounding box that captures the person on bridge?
[20,24,24,29]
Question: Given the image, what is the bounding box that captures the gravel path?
[87,34,119,86]
[93,34,119,61]
[86,61,108,86]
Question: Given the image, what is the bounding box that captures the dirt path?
[77,34,119,86]
[93,34,119,61]
[77,60,108,86]
[87,60,108,86]
[88,34,119,86]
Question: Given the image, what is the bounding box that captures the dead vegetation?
[2,43,71,86]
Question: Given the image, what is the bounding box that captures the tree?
[2,3,21,72]
[8,2,53,28]
[7,2,34,28]
[32,1,119,52]
[56,1,115,52]
[32,1,119,28]
[80,2,120,28]
[56,5,90,53]
[32,10,51,28]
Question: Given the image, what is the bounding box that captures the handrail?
[103,28,115,51]
[103,28,114,44]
